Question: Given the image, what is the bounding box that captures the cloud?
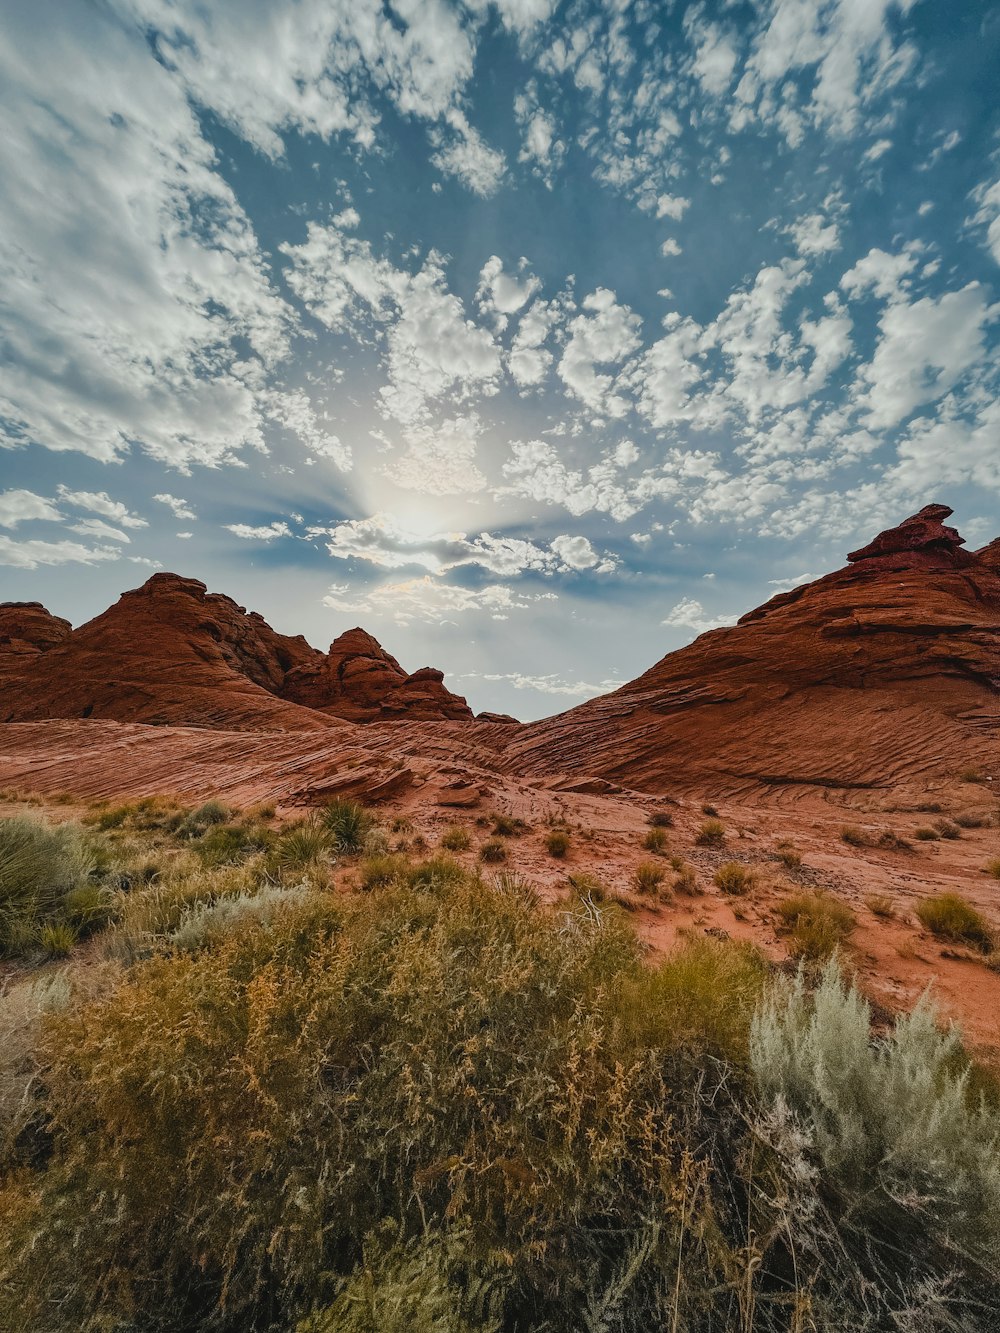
[476,256,541,315]
[316,511,614,578]
[840,246,917,300]
[323,576,556,625]
[971,177,1000,267]
[855,283,995,430]
[225,521,292,541]
[429,110,506,196]
[558,288,642,417]
[687,18,740,96]
[0,490,63,528]
[661,597,737,633]
[56,487,147,528]
[660,238,683,257]
[513,81,565,185]
[655,194,690,221]
[69,519,134,544]
[458,669,616,698]
[153,493,196,521]
[0,536,121,569]
[787,212,840,256]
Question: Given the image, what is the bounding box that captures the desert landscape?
[4,503,998,1046]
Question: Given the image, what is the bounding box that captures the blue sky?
[1,0,998,719]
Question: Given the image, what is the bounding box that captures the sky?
[1,0,999,720]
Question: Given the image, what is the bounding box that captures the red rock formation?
[282,627,472,721]
[0,573,471,729]
[493,505,1000,796]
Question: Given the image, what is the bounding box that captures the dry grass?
[915,894,994,954]
[713,861,756,896]
[865,894,896,919]
[544,830,570,858]
[695,818,725,847]
[775,891,856,961]
[632,861,667,895]
[642,827,669,855]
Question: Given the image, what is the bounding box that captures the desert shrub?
[955,811,989,829]
[632,861,666,895]
[490,814,525,837]
[406,855,466,892]
[839,825,871,848]
[641,827,668,854]
[959,766,988,783]
[933,818,962,840]
[63,882,115,935]
[750,963,1000,1307]
[646,810,674,829]
[39,921,77,959]
[176,800,232,839]
[545,830,570,858]
[694,818,725,847]
[774,842,801,869]
[439,825,470,852]
[865,893,895,919]
[915,894,994,954]
[986,857,1000,881]
[267,819,331,873]
[171,885,311,952]
[0,971,73,1164]
[701,804,719,817]
[192,821,275,868]
[775,891,855,961]
[298,1227,505,1333]
[0,816,95,955]
[478,838,507,864]
[672,863,700,895]
[566,871,607,903]
[358,854,410,892]
[713,861,755,895]
[322,799,373,853]
[914,825,939,841]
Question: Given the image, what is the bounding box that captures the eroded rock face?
[494,505,1000,796]
[0,574,472,729]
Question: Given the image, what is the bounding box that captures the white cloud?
[0,536,121,569]
[56,487,147,528]
[550,534,600,570]
[459,669,614,698]
[513,81,565,185]
[855,284,996,430]
[971,177,1000,268]
[660,238,683,257]
[477,256,541,315]
[840,246,917,300]
[508,299,560,387]
[225,521,292,541]
[153,493,196,521]
[558,288,642,417]
[862,138,892,163]
[0,490,62,528]
[70,519,133,544]
[430,110,506,196]
[787,212,840,256]
[661,597,737,633]
[890,397,1000,493]
[687,18,739,96]
[655,194,690,221]
[323,576,555,625]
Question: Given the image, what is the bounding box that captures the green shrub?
[322,799,373,853]
[751,963,1000,1290]
[192,821,275,868]
[641,827,668,854]
[478,838,507,864]
[694,818,725,847]
[358,854,410,892]
[545,830,570,858]
[406,855,466,892]
[775,891,855,961]
[268,820,331,873]
[713,861,755,895]
[439,825,470,852]
[490,814,524,837]
[915,894,994,954]
[632,861,666,895]
[39,921,77,959]
[0,816,94,955]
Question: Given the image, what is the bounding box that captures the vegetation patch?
[915,893,994,954]
[695,818,725,847]
[713,861,756,895]
[775,891,856,961]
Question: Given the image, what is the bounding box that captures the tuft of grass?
[775,891,856,961]
[642,827,669,855]
[192,821,275,868]
[774,842,801,869]
[646,810,674,829]
[478,838,507,864]
[840,826,872,848]
[358,854,410,892]
[39,921,77,958]
[701,804,719,817]
[959,766,988,784]
[322,799,374,854]
[985,858,1000,881]
[695,818,725,847]
[914,826,940,842]
[268,820,331,874]
[490,814,526,837]
[713,861,756,896]
[439,825,470,852]
[544,830,570,859]
[407,855,465,892]
[673,863,701,895]
[955,812,989,829]
[632,861,666,896]
[915,894,994,954]
[566,871,607,903]
[866,894,896,919]
[933,819,962,841]
[0,816,95,956]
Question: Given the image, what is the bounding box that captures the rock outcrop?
[494,505,1000,796]
[0,573,472,730]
